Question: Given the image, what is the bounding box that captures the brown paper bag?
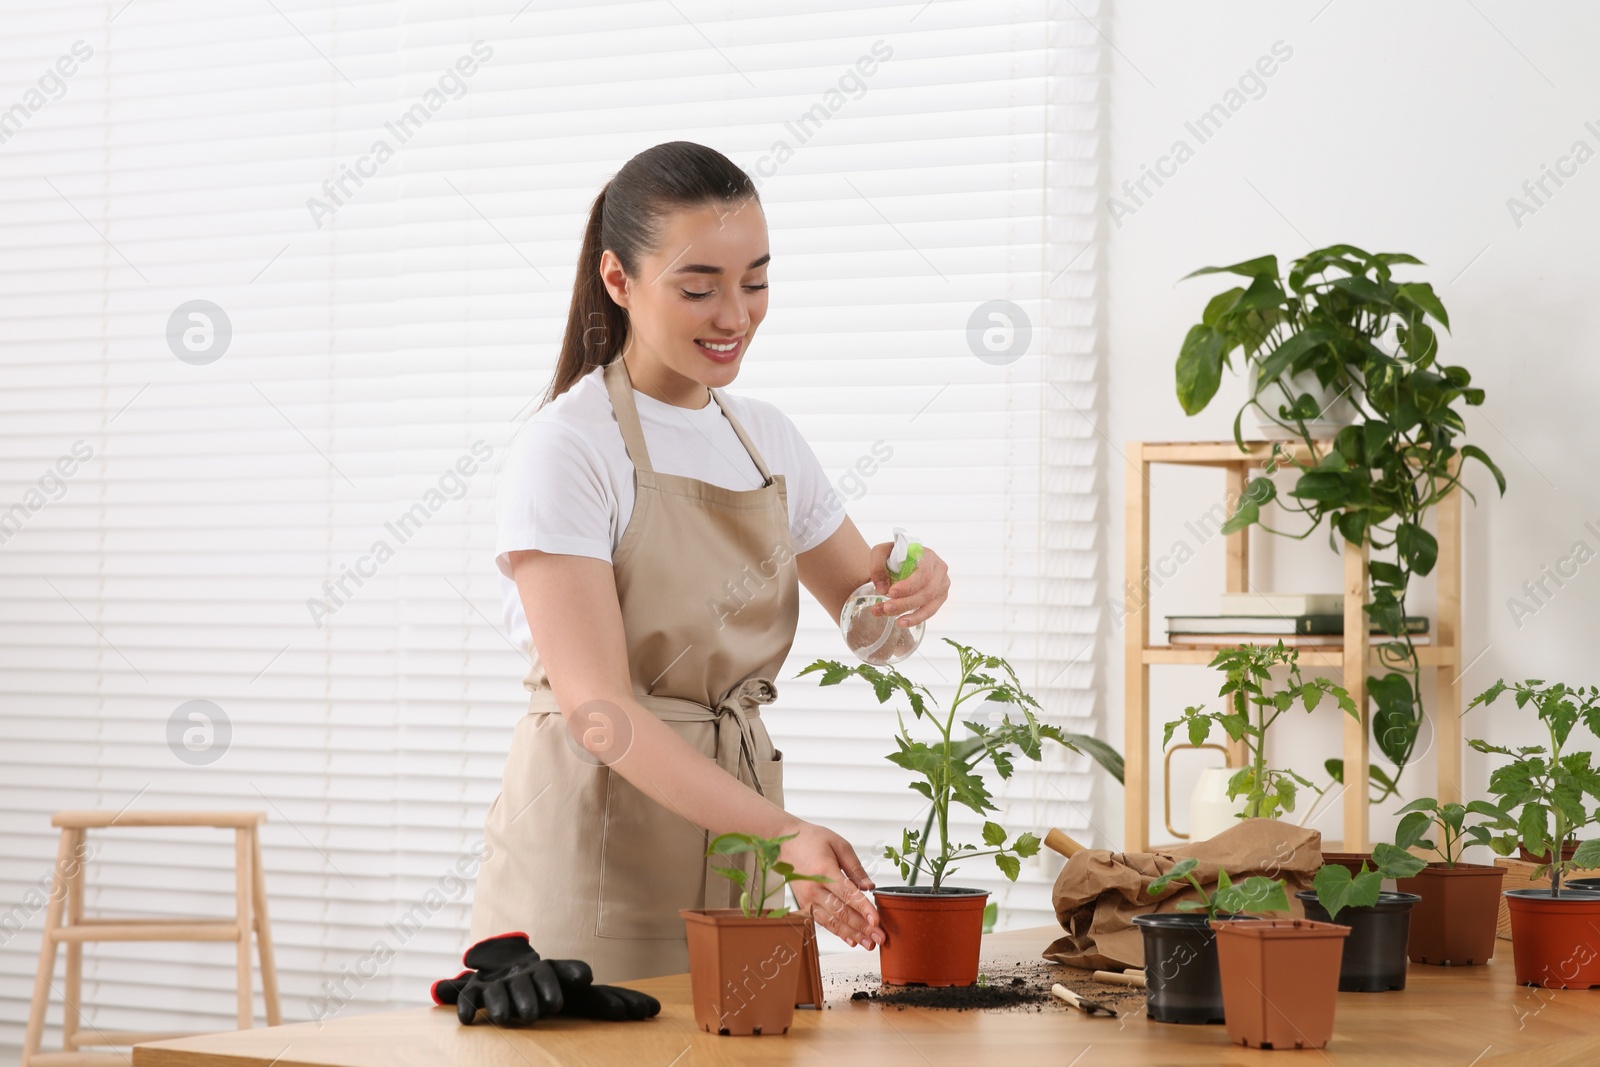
[1041,818,1323,970]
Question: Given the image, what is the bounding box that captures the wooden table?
[130,925,1600,1066]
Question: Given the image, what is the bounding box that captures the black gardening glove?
[430,932,571,1026]
[431,932,660,1025]
[554,961,662,1022]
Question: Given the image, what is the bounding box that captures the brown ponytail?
[543,142,760,405]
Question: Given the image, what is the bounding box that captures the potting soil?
[829,959,1148,1015]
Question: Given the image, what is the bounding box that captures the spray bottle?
[839,528,926,665]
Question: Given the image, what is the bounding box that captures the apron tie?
[638,677,780,912]
[524,679,777,794]
[701,678,777,911]
[709,676,777,798]
[525,680,781,911]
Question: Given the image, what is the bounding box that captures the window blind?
[0,0,1104,1046]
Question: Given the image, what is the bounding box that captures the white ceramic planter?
[1247,364,1356,440]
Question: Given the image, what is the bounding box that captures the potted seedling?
[1466,679,1600,988]
[679,831,829,1035]
[801,638,1122,987]
[1295,843,1427,991]
[1165,641,1357,828]
[1391,797,1515,965]
[1136,857,1287,1024]
[1174,244,1505,801]
[1198,869,1351,1049]
[1211,912,1352,1050]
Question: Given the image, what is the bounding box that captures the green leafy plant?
[1165,641,1357,820]
[1311,844,1428,920]
[1173,244,1506,801]
[707,831,830,918]
[1466,679,1600,895]
[799,638,1124,892]
[1146,856,1290,921]
[1392,797,1515,868]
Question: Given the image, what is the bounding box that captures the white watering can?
[1164,744,1320,842]
[1164,744,1241,842]
[1188,766,1249,841]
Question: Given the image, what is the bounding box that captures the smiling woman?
[544,148,772,409]
[468,141,952,984]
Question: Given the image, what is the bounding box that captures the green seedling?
[1310,843,1427,920]
[707,831,830,918]
[1166,641,1356,821]
[1466,679,1600,895]
[801,638,1123,891]
[1392,796,1515,868]
[1146,856,1290,921]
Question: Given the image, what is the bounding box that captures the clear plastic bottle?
[840,528,926,665]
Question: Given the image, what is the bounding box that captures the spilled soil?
[826,958,1148,1015]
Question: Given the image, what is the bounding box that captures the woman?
[469,142,951,983]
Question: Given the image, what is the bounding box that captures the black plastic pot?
[1296,890,1420,992]
[1132,912,1254,1024]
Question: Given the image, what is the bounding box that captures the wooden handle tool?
[1043,828,1086,858]
[1050,983,1119,1017]
[1091,969,1147,988]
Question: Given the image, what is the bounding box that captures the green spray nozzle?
[886,528,922,583]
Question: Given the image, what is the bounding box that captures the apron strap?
[708,389,775,485]
[603,356,777,486]
[603,357,655,474]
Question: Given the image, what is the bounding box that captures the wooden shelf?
[1123,438,1463,853]
[1137,439,1333,466]
[1143,644,1458,667]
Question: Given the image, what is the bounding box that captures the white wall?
[1101,0,1600,853]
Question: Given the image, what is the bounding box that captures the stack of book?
[1165,592,1431,647]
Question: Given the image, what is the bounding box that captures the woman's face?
[600,198,770,405]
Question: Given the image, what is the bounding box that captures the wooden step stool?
[21,811,282,1066]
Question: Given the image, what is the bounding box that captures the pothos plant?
[707,831,830,918]
[800,638,1125,892]
[1174,244,1506,801]
[1466,679,1600,894]
[1164,641,1356,821]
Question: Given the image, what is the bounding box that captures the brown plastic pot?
[873,886,988,987]
[1210,918,1350,1050]
[1503,888,1600,988]
[1395,862,1506,965]
[1518,840,1579,864]
[1319,851,1373,877]
[680,909,810,1035]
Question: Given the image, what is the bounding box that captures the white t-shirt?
[495,364,846,653]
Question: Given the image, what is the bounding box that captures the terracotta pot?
[680,909,811,1035]
[1396,862,1506,966]
[1297,890,1420,991]
[873,886,988,987]
[1518,840,1579,864]
[1319,851,1373,877]
[1503,888,1600,988]
[1210,918,1350,1050]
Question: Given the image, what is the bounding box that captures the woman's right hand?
[778,821,885,949]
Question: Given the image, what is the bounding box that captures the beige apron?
[469,356,801,983]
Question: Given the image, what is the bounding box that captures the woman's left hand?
[867,543,949,627]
